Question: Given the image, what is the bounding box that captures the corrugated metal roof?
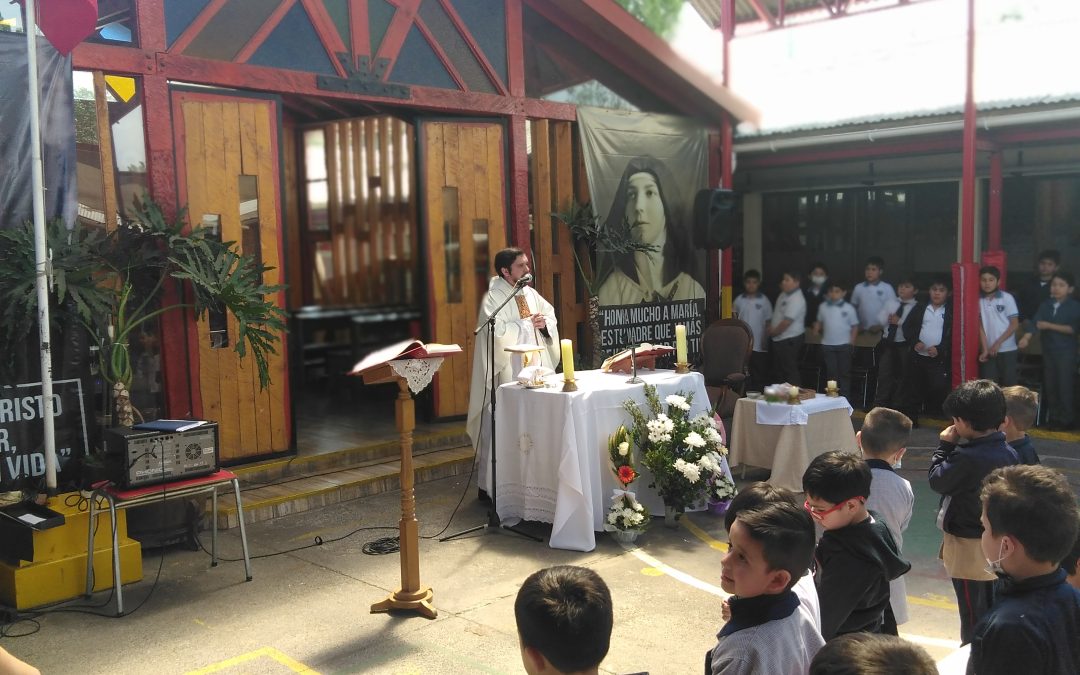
[688,0,826,27]
[735,92,1080,140]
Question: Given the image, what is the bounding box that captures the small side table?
[85,469,252,616]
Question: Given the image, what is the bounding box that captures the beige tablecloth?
[729,397,858,492]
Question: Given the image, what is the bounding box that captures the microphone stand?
[442,278,542,543]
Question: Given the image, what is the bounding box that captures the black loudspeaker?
[693,188,739,249]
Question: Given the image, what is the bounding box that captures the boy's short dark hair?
[896,277,917,288]
[810,262,829,274]
[723,481,799,531]
[743,269,761,281]
[735,502,816,592]
[515,566,613,672]
[494,247,524,277]
[979,265,1001,279]
[942,379,1006,432]
[865,256,885,269]
[1052,271,1076,288]
[809,633,937,675]
[783,269,802,282]
[860,407,912,457]
[802,451,872,505]
[981,465,1080,565]
[1001,385,1039,431]
[827,279,847,292]
[929,274,952,291]
[1061,531,1080,577]
[1038,249,1061,265]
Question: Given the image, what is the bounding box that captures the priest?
[467,247,560,498]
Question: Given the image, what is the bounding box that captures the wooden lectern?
[352,340,461,619]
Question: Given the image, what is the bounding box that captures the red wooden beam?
[508,116,531,255]
[439,0,509,95]
[236,0,297,64]
[374,0,422,75]
[350,0,370,57]
[737,137,962,169]
[169,0,228,55]
[72,41,153,73]
[506,0,525,97]
[299,0,349,76]
[745,0,776,27]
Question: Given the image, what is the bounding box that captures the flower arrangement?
[604,425,649,533]
[624,385,735,516]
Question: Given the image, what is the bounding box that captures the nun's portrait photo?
[596,156,705,306]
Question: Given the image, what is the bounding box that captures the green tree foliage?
[616,0,684,39]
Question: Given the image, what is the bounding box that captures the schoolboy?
[858,407,914,635]
[721,482,822,632]
[803,262,830,329]
[515,565,612,675]
[813,280,859,399]
[1018,249,1060,321]
[733,270,773,393]
[710,502,824,675]
[1018,271,1080,430]
[873,278,919,409]
[1062,532,1080,590]
[850,256,897,333]
[768,270,807,387]
[1001,385,1041,464]
[978,265,1020,386]
[808,633,937,675]
[968,465,1080,675]
[899,276,952,426]
[802,451,911,640]
[927,379,1019,645]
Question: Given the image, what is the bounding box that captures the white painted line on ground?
[620,541,729,598]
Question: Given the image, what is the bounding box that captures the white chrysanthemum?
[607,510,620,525]
[665,394,690,411]
[698,454,717,473]
[632,501,644,512]
[684,431,706,448]
[705,426,723,446]
[622,507,636,521]
[618,441,630,456]
[677,461,701,483]
[628,511,644,525]
[660,415,675,433]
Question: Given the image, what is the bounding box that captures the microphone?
[515,273,533,287]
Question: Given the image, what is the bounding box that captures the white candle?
[789,386,799,398]
[561,339,574,381]
[827,380,838,390]
[764,386,776,398]
[675,324,688,363]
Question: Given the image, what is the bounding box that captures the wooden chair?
[699,318,753,418]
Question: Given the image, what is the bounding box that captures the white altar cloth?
[753,394,853,426]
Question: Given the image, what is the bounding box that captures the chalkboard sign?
[0,379,89,491]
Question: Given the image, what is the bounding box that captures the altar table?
[728,395,857,492]
[494,369,710,551]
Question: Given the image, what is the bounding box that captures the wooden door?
[421,121,508,418]
[173,91,290,461]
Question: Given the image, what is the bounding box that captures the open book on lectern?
[350,338,462,375]
[600,343,676,373]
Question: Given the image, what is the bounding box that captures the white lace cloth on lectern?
[389,358,444,394]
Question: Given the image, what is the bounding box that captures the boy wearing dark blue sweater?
[1018,271,1080,430]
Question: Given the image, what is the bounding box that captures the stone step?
[213,444,475,529]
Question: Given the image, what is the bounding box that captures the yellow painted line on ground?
[909,594,958,610]
[682,517,729,552]
[901,633,961,650]
[185,647,319,675]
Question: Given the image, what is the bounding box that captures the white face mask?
[984,538,1010,575]
[811,275,827,286]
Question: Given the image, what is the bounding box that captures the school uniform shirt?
[850,281,897,330]
[979,290,1020,352]
[912,303,949,356]
[878,297,918,343]
[709,590,824,675]
[865,459,914,625]
[816,301,859,346]
[1029,297,1080,353]
[734,293,774,353]
[771,289,806,342]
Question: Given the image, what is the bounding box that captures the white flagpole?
[25,0,59,496]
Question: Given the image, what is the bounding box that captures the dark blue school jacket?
[928,432,1019,538]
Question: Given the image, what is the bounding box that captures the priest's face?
[503,254,531,285]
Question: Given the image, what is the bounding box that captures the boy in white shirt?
[874,278,920,409]
[768,271,807,386]
[850,257,897,333]
[813,280,859,399]
[978,265,1020,386]
[733,269,773,392]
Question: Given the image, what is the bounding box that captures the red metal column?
[719,0,735,320]
[505,0,531,256]
[953,0,978,385]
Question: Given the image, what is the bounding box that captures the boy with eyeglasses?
[802,451,911,639]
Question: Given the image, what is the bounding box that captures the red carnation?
[617,465,636,485]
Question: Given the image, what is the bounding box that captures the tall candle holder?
[562,376,578,392]
[674,362,690,374]
[626,345,643,384]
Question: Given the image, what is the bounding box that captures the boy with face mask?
[968,465,1080,675]
[928,380,1019,646]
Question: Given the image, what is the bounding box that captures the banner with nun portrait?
[577,107,708,362]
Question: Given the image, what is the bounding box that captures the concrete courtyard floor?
[5,426,1078,674]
